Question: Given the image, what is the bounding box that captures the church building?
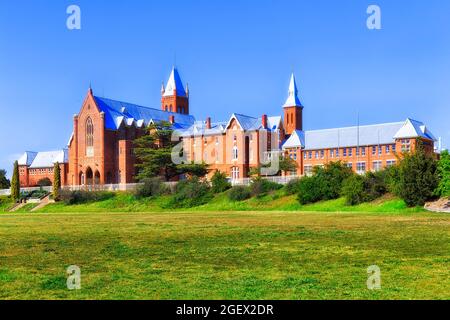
[17,66,438,187]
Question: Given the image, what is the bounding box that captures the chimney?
[206,117,211,129]
[262,114,268,129]
[169,115,175,124]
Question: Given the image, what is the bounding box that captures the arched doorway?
[94,170,100,185]
[86,167,93,186]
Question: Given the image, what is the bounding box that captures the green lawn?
[30,191,425,214]
[0,210,448,299]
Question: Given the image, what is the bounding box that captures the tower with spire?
[283,73,303,135]
[161,67,189,114]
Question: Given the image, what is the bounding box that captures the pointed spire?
[283,73,302,108]
[163,66,186,97]
[88,82,93,95]
[161,82,165,95]
[185,83,189,97]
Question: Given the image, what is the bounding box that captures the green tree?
[396,142,438,207]
[134,121,179,181]
[210,170,231,193]
[279,156,298,174]
[53,162,61,200]
[436,150,450,197]
[10,161,20,201]
[177,161,210,178]
[0,169,10,189]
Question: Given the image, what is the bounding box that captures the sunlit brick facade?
[17,67,438,187]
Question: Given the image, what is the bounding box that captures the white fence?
[0,186,52,196]
[0,176,301,196]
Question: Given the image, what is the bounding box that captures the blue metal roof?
[94,96,195,130]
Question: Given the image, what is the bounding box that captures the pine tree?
[134,121,180,181]
[53,162,61,200]
[10,161,20,201]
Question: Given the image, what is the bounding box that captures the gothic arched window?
[86,117,94,157]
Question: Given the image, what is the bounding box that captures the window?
[303,152,307,160]
[320,150,324,159]
[386,145,390,154]
[215,137,219,144]
[372,146,376,156]
[348,148,353,157]
[346,162,353,169]
[231,167,240,180]
[401,139,411,152]
[336,149,340,157]
[357,162,366,174]
[330,149,334,158]
[232,146,238,160]
[373,161,382,172]
[378,146,382,156]
[86,117,94,157]
[386,160,396,167]
[361,147,366,156]
[309,151,312,159]
[315,151,319,159]
[343,148,347,157]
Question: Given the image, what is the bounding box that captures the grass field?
[0,210,448,299]
[21,191,426,214]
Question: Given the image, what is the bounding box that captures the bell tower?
[283,73,303,135]
[161,67,189,115]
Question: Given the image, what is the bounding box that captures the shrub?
[167,177,212,208]
[211,171,231,194]
[342,171,387,206]
[285,178,302,195]
[250,178,283,197]
[342,174,366,205]
[314,161,353,200]
[228,186,252,201]
[395,143,438,207]
[37,178,52,187]
[297,176,322,205]
[436,150,450,197]
[59,190,115,205]
[135,177,169,198]
[297,161,353,205]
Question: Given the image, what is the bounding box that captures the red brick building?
[18,150,68,187]
[17,67,438,187]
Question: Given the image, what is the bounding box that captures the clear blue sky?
[1,0,449,178]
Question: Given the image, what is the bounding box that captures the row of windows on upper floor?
[291,142,412,161]
[163,105,187,113]
[22,168,54,175]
